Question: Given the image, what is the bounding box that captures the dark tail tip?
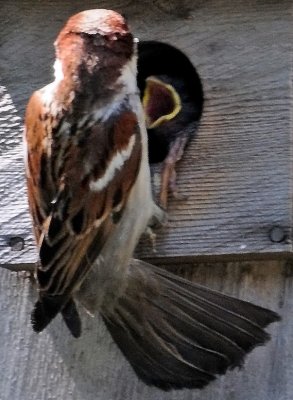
[31,297,81,338]
[31,299,55,333]
[61,300,82,338]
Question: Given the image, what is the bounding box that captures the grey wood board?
[0,259,291,400]
[0,0,292,265]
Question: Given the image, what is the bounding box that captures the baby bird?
[137,40,204,208]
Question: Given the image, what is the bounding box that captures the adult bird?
[24,10,279,391]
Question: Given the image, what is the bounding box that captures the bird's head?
[53,9,136,96]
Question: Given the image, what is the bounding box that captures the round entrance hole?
[137,40,204,164]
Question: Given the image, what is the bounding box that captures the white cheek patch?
[22,136,29,175]
[117,54,138,95]
[89,134,136,192]
[53,58,64,82]
[39,59,64,111]
[41,83,55,107]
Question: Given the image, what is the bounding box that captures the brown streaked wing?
[37,111,142,296]
[25,92,142,329]
[25,90,59,243]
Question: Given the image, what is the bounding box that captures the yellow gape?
[142,76,182,129]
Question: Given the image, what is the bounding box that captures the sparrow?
[24,9,280,391]
[137,40,204,209]
[24,8,163,337]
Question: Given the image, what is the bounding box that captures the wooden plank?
[0,86,37,265]
[0,5,292,400]
[136,0,293,260]
[0,259,291,400]
[0,0,292,265]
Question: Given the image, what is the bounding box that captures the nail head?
[269,227,285,243]
[8,237,25,251]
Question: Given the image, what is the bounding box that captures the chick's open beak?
[142,76,181,128]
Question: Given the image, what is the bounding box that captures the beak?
[142,76,181,129]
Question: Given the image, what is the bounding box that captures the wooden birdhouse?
[0,1,292,400]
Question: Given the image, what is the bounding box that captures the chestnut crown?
[54,9,134,83]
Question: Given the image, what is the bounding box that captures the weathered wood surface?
[0,2,292,399]
[0,260,291,400]
[0,0,293,265]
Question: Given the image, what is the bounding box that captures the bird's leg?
[159,162,173,210]
[144,227,158,252]
[159,133,189,209]
[144,203,167,251]
[149,203,167,228]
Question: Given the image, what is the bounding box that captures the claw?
[144,204,167,252]
[144,227,157,252]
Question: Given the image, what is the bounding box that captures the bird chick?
[137,40,203,209]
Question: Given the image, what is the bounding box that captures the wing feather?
[25,87,142,333]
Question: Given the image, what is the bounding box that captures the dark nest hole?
[137,40,204,163]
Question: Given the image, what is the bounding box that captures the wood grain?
[1,0,292,265]
[0,2,292,399]
[0,259,291,400]
[136,0,293,260]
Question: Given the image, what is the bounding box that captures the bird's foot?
[144,226,158,252]
[143,204,167,252]
[158,134,189,209]
[149,203,167,228]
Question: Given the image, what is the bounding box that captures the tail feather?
[104,309,215,390]
[147,292,248,363]
[153,283,269,350]
[101,260,280,391]
[31,297,81,338]
[31,296,62,333]
[61,299,82,338]
[154,268,276,327]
